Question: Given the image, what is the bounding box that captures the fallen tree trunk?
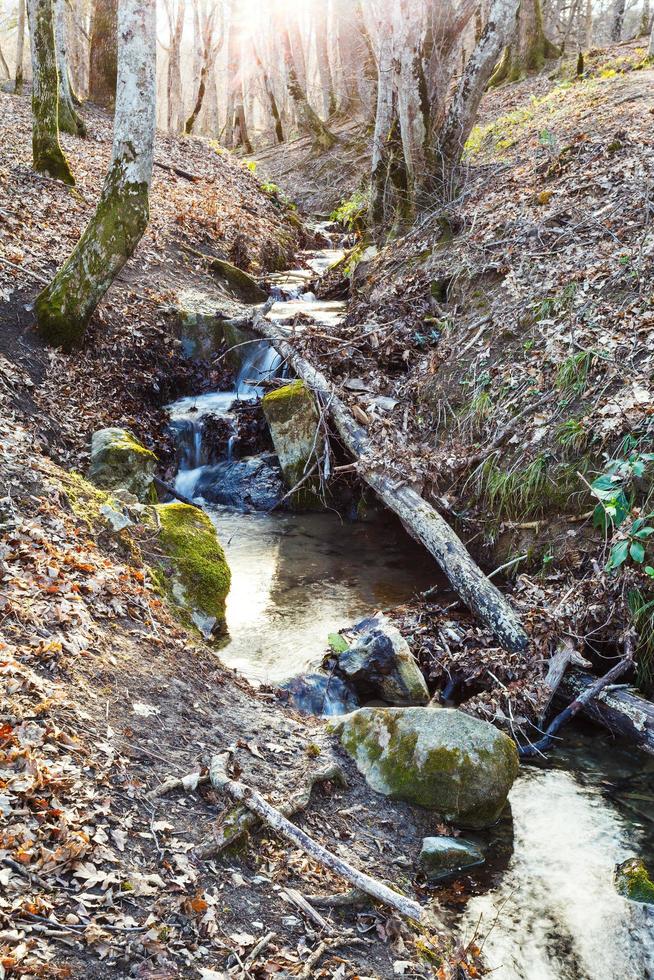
[560,670,654,754]
[208,752,426,924]
[250,315,528,654]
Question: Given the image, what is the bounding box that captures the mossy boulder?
[614,858,654,905]
[419,836,485,879]
[262,381,323,510]
[209,258,267,304]
[330,707,519,828]
[335,613,429,706]
[89,428,157,502]
[153,503,231,638]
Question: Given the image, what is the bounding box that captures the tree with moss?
[26,0,75,183]
[55,0,86,135]
[89,0,118,107]
[489,0,560,87]
[35,0,155,348]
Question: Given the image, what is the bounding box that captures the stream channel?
[166,232,654,978]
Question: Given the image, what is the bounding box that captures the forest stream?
[165,235,654,979]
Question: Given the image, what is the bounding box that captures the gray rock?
[195,454,285,511]
[262,381,323,510]
[89,428,157,502]
[279,672,359,717]
[419,836,484,879]
[330,706,519,828]
[337,613,429,706]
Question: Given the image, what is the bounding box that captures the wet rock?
[614,858,654,905]
[150,502,231,638]
[195,454,285,511]
[335,613,429,706]
[262,380,323,510]
[209,258,267,304]
[419,836,484,879]
[278,671,359,717]
[89,428,157,502]
[330,706,518,828]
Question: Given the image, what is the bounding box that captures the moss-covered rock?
[262,381,323,510]
[88,428,157,502]
[614,858,654,905]
[335,613,429,706]
[209,258,267,304]
[153,503,231,638]
[330,707,518,828]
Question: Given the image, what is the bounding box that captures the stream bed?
[166,240,654,978]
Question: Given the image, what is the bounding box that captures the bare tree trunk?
[287,10,308,92]
[490,0,559,86]
[35,0,155,348]
[165,0,184,131]
[584,0,593,48]
[395,0,431,216]
[370,25,396,227]
[253,41,284,143]
[15,0,26,93]
[281,28,337,150]
[640,0,651,36]
[54,0,86,135]
[26,0,75,184]
[649,15,654,55]
[314,0,336,117]
[610,0,626,40]
[232,93,253,152]
[438,0,521,183]
[89,0,118,107]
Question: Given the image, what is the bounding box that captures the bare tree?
[26,0,75,183]
[281,26,336,149]
[611,0,626,40]
[55,0,86,134]
[15,0,26,93]
[489,0,559,86]
[163,0,185,132]
[36,0,156,347]
[185,0,224,134]
[89,0,118,107]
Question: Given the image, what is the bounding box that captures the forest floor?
[0,93,480,979]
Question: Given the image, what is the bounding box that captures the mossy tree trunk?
[89,0,118,107]
[35,0,155,348]
[489,0,560,86]
[54,0,86,135]
[281,28,337,151]
[26,0,75,184]
[14,0,26,93]
[437,0,520,186]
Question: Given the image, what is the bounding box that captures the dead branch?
[539,638,590,722]
[194,762,347,860]
[207,752,426,924]
[250,314,528,655]
[145,769,208,800]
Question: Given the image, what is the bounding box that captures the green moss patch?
[614,858,654,904]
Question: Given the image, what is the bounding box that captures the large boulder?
[262,381,323,509]
[419,836,484,879]
[152,503,231,638]
[209,258,267,304]
[335,614,429,706]
[330,706,518,828]
[278,672,359,717]
[614,858,654,905]
[89,428,157,502]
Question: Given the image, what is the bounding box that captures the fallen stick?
[243,931,276,966]
[559,670,654,754]
[281,887,332,931]
[146,769,208,800]
[194,762,346,860]
[251,315,528,654]
[208,752,425,924]
[520,656,632,757]
[539,638,590,722]
[153,475,201,508]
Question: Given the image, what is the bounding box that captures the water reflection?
[457,734,654,979]
[208,507,439,684]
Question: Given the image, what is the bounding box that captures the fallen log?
[560,670,654,754]
[539,638,590,722]
[208,752,426,924]
[153,475,201,508]
[520,656,632,757]
[250,315,528,654]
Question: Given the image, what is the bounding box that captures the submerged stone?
[152,503,231,638]
[614,858,654,905]
[336,613,429,706]
[419,836,485,879]
[89,428,157,502]
[330,706,518,828]
[278,671,359,717]
[262,381,324,510]
[195,454,285,511]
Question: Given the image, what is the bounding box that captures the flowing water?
[166,239,654,978]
